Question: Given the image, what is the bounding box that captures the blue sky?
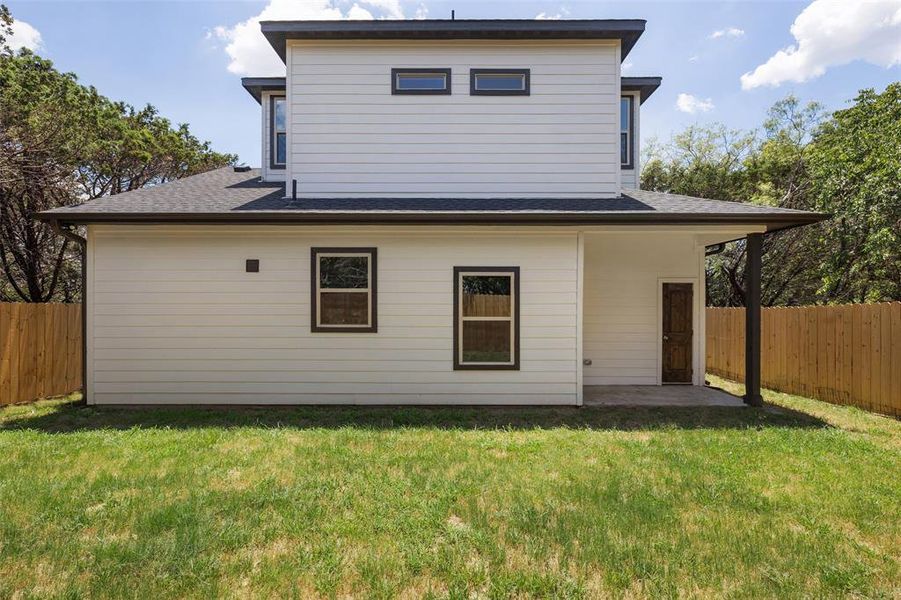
[7,0,900,166]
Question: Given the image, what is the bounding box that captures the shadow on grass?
[1,399,828,433]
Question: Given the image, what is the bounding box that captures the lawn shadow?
[2,400,829,433]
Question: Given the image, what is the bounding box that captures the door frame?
[656,278,700,385]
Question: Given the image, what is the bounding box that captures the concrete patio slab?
[583,385,745,407]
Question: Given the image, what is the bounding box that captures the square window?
[470,69,530,96]
[454,267,520,369]
[312,248,377,332]
[391,68,451,95]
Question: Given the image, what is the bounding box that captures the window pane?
[274,98,286,132]
[462,321,511,363]
[397,73,446,90]
[320,292,368,326]
[476,73,525,91]
[620,97,630,130]
[276,132,286,165]
[320,256,368,289]
[462,275,511,317]
[621,132,628,165]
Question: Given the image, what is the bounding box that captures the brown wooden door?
[662,283,693,383]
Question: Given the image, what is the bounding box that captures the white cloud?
[414,4,429,19]
[214,0,408,76]
[709,27,744,39]
[6,19,42,51]
[676,93,714,114]
[622,60,634,73]
[688,55,699,63]
[741,0,901,90]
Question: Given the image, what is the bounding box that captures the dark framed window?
[453,267,520,370]
[391,68,451,95]
[311,248,377,333]
[270,95,286,170]
[470,69,530,96]
[621,95,634,169]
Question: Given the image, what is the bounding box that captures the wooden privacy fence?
[1,303,82,405]
[706,303,901,417]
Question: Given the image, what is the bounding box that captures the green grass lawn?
[1,379,898,599]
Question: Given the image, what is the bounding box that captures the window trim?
[311,247,378,333]
[621,95,635,170]
[391,68,452,95]
[470,69,530,96]
[269,94,286,170]
[453,266,520,370]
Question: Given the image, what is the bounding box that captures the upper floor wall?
[284,39,622,198]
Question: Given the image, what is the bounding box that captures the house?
[38,19,825,406]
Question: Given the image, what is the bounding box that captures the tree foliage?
[642,87,900,306]
[807,85,901,303]
[0,7,236,302]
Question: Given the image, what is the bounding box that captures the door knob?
[663,335,669,341]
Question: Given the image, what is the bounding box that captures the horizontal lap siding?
[288,40,619,198]
[88,226,579,405]
[582,234,702,385]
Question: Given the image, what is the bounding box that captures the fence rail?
[0,303,82,405]
[706,303,901,417]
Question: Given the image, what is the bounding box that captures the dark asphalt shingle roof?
[38,167,826,231]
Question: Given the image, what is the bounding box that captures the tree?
[642,89,899,307]
[0,14,236,302]
[0,5,11,53]
[807,84,901,303]
[641,104,824,307]
[709,97,826,307]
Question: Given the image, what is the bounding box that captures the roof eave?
[621,76,662,103]
[260,19,647,64]
[38,211,828,233]
[240,77,288,104]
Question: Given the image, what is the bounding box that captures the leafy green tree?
[641,104,824,306]
[643,88,899,306]
[0,5,11,53]
[641,124,755,202]
[807,84,901,303]
[0,7,236,302]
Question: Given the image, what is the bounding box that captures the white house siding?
[620,90,641,190]
[86,225,580,405]
[260,91,286,183]
[287,40,621,198]
[582,232,706,386]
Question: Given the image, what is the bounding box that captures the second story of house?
[241,20,661,198]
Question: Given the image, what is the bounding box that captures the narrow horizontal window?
[312,248,377,332]
[470,69,530,96]
[270,95,286,170]
[621,95,634,169]
[454,267,520,370]
[391,68,451,95]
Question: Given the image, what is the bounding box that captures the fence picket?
[706,303,901,417]
[0,303,83,405]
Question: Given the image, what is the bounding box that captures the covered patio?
[583,385,745,407]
